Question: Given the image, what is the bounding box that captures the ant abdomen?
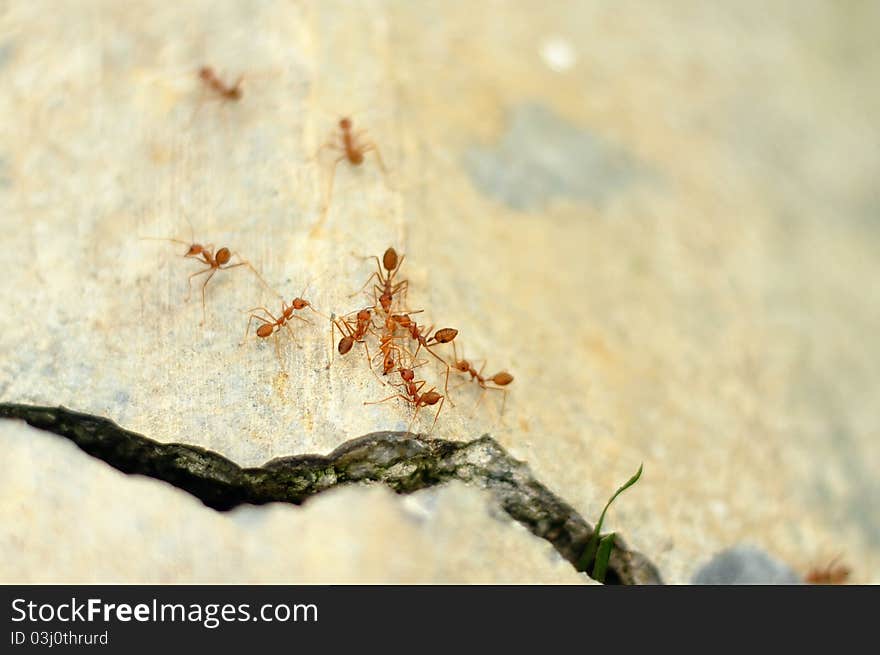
[338,336,354,355]
[215,248,232,266]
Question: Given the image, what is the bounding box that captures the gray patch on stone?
[691,545,803,584]
[464,103,648,211]
[0,156,9,188]
[0,41,13,69]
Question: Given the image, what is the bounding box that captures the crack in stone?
[0,403,663,584]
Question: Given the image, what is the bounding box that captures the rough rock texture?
[0,404,660,584]
[0,420,591,584]
[1,1,879,583]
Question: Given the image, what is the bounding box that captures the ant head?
[379,292,392,312]
[383,247,398,272]
[356,308,371,322]
[399,368,415,382]
[433,328,458,344]
[338,336,354,355]
[492,372,514,386]
[292,298,309,310]
[215,248,232,265]
[422,391,443,406]
[454,360,470,372]
[256,324,274,338]
[339,117,352,130]
[198,66,212,80]
[185,244,203,257]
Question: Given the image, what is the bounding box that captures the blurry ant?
[805,556,851,584]
[449,342,514,415]
[198,66,243,101]
[364,366,445,433]
[311,117,387,235]
[141,231,270,325]
[353,247,409,314]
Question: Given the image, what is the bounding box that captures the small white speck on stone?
[710,500,728,520]
[540,36,576,73]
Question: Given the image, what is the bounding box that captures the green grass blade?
[591,533,616,583]
[577,463,643,579]
[594,463,643,537]
[576,533,600,572]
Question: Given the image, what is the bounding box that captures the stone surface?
[0,421,586,583]
[691,545,803,585]
[1,1,879,583]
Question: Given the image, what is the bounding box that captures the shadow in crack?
[0,402,662,584]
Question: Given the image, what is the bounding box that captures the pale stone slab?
[0,422,585,583]
[1,1,878,583]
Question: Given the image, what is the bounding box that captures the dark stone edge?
[0,402,663,585]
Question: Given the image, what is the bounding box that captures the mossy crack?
[0,402,662,584]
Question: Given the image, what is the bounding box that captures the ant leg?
[417,340,455,407]
[310,154,346,238]
[272,331,282,365]
[221,258,277,298]
[405,403,422,435]
[185,266,214,302]
[360,339,384,385]
[312,141,341,163]
[326,316,337,369]
[428,395,445,434]
[364,392,409,406]
[349,268,383,299]
[449,378,471,392]
[282,320,302,349]
[361,142,387,173]
[472,365,489,413]
[475,385,506,418]
[198,268,218,325]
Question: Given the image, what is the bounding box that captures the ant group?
[329,245,512,431]
[143,233,514,432]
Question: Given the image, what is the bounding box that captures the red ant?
[390,313,458,395]
[329,308,378,373]
[364,366,445,433]
[311,117,386,235]
[353,247,409,314]
[805,556,851,584]
[198,66,243,101]
[449,342,514,415]
[244,285,324,361]
[371,313,416,379]
[141,233,269,325]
